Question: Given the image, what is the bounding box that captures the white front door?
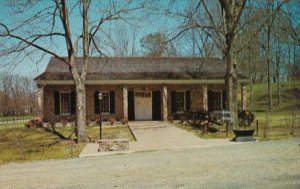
[135,91,152,120]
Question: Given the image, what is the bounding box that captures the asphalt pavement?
[1,138,299,189]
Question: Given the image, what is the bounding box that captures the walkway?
[80,121,236,157]
[129,121,234,151]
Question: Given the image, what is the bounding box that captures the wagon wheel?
[195,109,209,129]
[238,110,254,128]
[192,114,200,127]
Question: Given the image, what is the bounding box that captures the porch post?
[37,85,43,119]
[203,85,208,111]
[163,86,168,121]
[241,84,247,110]
[123,87,128,120]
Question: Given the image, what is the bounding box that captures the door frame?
[134,91,152,120]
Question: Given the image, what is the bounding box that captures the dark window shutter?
[185,91,191,111]
[152,91,161,120]
[222,90,227,110]
[54,91,60,115]
[208,90,214,112]
[171,91,176,113]
[70,91,76,114]
[128,91,135,121]
[110,91,115,114]
[94,91,100,114]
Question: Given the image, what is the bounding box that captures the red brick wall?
[43,85,76,122]
[85,85,124,121]
[42,83,225,122]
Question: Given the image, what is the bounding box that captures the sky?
[0,0,190,79]
[0,0,299,79]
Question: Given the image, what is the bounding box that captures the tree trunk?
[75,80,87,142]
[74,0,88,143]
[224,27,239,130]
[250,75,253,108]
[219,0,246,130]
[267,27,273,112]
[287,42,291,89]
[276,41,281,106]
[225,40,239,130]
[277,75,281,106]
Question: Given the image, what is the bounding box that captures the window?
[175,91,185,112]
[135,91,151,98]
[171,91,191,113]
[208,91,222,111]
[100,92,110,114]
[94,91,115,114]
[60,92,70,115]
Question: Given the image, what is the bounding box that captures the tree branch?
[0,27,68,65]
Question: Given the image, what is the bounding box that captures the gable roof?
[35,57,247,83]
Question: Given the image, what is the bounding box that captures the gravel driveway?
[0,138,299,189]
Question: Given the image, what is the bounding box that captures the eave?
[36,79,249,85]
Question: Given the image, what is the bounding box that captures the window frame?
[60,91,71,115]
[210,90,223,111]
[135,91,152,98]
[99,91,110,114]
[174,91,186,113]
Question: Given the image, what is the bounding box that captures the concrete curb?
[79,141,247,158]
[79,150,135,158]
[127,124,137,141]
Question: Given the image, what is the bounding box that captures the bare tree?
[166,0,247,128]
[0,73,37,116]
[141,32,168,57]
[164,0,290,128]
[95,23,139,57]
[0,0,145,142]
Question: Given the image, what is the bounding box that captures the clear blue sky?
[0,0,190,79]
[0,0,298,79]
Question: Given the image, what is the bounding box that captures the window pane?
[100,92,110,113]
[212,92,222,110]
[175,92,185,112]
[60,93,70,114]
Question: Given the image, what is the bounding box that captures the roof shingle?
[35,57,235,81]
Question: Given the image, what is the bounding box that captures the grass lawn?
[0,115,33,123]
[174,118,300,141]
[0,122,134,165]
[173,122,235,139]
[237,80,300,112]
[174,81,300,140]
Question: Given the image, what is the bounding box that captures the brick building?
[35,57,248,122]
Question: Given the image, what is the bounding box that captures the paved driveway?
[129,121,235,151]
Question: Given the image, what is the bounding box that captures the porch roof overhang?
[35,57,250,86]
[36,79,249,85]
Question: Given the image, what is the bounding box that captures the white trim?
[36,79,249,85]
[123,87,128,120]
[163,86,168,121]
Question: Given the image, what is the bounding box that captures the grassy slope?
[245,81,300,137]
[245,80,300,113]
[176,80,300,140]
